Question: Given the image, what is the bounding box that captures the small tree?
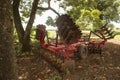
[13,0,39,52]
[13,0,60,52]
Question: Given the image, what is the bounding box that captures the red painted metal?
[43,42,79,59]
[38,27,108,59]
[39,29,45,46]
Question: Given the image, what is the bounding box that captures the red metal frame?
[39,29,107,60]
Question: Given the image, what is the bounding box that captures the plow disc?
[56,14,82,44]
[40,47,75,73]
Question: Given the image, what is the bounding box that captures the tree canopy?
[60,0,120,30]
[17,0,120,29]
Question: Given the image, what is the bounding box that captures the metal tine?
[101,23,108,29]
[107,28,113,33]
[103,28,112,34]
[107,35,115,39]
[101,27,108,31]
[108,31,115,36]
[107,31,115,39]
[103,31,108,35]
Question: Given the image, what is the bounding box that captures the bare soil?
[18,39,120,80]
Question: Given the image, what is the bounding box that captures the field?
[17,29,120,80]
[17,36,120,80]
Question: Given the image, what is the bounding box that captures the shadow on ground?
[18,40,120,80]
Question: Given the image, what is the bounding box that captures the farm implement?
[36,14,115,72]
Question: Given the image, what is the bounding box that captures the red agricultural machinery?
[36,14,115,72]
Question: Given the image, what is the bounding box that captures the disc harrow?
[36,15,116,73]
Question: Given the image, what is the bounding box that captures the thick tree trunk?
[13,0,25,44]
[22,0,39,52]
[0,0,18,80]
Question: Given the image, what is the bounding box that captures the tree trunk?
[0,0,18,80]
[13,0,39,52]
[13,0,25,44]
[22,0,39,52]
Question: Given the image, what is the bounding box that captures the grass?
[114,35,120,39]
[115,29,120,33]
[114,30,120,39]
[45,30,120,40]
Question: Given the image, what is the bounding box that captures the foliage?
[15,43,23,55]
[46,16,56,27]
[14,28,19,42]
[19,0,32,23]
[41,0,48,3]
[60,0,120,30]
[31,40,41,55]
[107,23,115,29]
[13,0,120,52]
[14,27,37,55]
[76,9,104,30]
[30,27,36,41]
[19,0,42,24]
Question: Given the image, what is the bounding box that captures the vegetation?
[12,0,120,52]
[60,0,120,30]
[0,0,120,80]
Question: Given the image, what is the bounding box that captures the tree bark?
[13,0,39,52]
[13,0,25,44]
[22,0,39,52]
[0,0,18,80]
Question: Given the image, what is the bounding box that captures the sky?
[33,0,65,30]
[111,22,120,28]
[33,0,120,29]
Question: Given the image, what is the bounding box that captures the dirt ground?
[17,39,120,80]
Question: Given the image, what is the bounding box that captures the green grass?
[115,30,120,33]
[47,31,57,38]
[114,35,120,39]
[114,30,120,39]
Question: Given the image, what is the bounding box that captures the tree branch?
[22,0,39,51]
[50,8,60,17]
[37,7,50,10]
[37,0,60,16]
[13,0,25,43]
[48,0,51,7]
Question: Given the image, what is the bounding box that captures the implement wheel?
[77,44,88,59]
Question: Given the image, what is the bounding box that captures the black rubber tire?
[77,44,88,59]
